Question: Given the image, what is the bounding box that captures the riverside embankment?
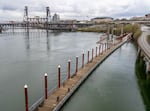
[78,23,141,41]
[136,26,150,111]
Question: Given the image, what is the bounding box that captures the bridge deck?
[32,34,131,111]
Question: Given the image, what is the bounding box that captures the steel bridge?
[0,6,150,32]
[0,21,94,31]
[0,6,93,31]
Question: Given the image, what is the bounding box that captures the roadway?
[138,26,150,61]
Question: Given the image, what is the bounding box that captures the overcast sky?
[0,0,150,21]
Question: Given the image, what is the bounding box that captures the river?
[0,29,100,111]
[0,29,145,111]
[61,42,146,111]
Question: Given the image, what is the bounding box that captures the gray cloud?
[2,5,16,11]
[0,0,150,21]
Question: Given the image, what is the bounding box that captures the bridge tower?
[46,7,51,22]
[23,6,28,22]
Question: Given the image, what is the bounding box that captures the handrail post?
[96,47,97,57]
[101,44,103,54]
[24,84,28,111]
[58,65,61,88]
[75,56,78,73]
[99,45,101,55]
[68,60,71,79]
[82,51,84,68]
[87,51,90,63]
[44,73,48,99]
[92,48,94,61]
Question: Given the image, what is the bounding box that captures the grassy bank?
[78,27,107,33]
[136,54,150,111]
[128,24,142,41]
[78,24,142,40]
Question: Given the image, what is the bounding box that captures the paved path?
[138,26,150,60]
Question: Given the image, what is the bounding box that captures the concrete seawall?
[32,34,131,111]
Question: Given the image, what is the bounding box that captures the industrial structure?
[91,17,113,23]
[1,6,150,32]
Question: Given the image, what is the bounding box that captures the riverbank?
[78,27,107,33]
[78,24,142,41]
[136,53,150,111]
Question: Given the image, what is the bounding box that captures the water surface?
[0,29,100,111]
[61,43,145,111]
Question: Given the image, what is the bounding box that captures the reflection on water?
[0,29,100,111]
[25,29,51,50]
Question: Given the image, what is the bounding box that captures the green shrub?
[133,29,142,41]
[78,27,107,33]
[124,24,132,33]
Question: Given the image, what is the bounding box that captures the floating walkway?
[25,34,131,111]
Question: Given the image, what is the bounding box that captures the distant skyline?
[0,0,150,21]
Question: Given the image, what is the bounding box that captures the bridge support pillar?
[148,62,150,74]
[146,62,150,79]
[148,63,150,74]
[139,50,145,59]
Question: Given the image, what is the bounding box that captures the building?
[59,20,77,24]
[145,14,150,18]
[34,16,40,23]
[130,16,145,21]
[52,13,60,22]
[91,17,113,23]
[130,14,150,21]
